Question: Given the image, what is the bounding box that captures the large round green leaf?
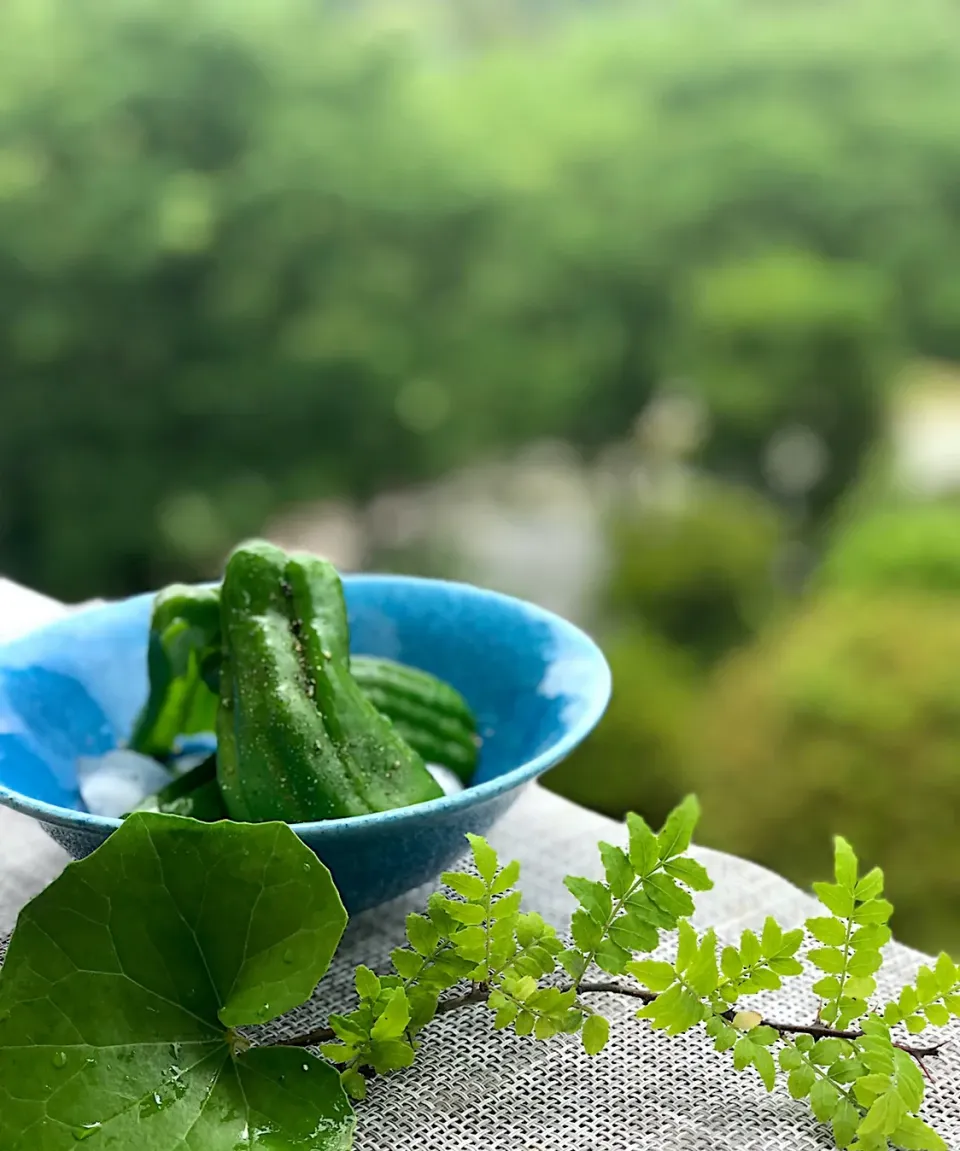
[0,813,354,1149]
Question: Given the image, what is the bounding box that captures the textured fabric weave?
[4,785,956,1149]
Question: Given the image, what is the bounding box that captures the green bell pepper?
[128,585,221,758]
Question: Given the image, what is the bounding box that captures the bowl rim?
[0,574,612,839]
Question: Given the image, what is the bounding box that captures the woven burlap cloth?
[1,785,957,1150]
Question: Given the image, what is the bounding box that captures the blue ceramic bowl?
[0,576,610,911]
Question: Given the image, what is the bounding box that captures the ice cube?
[170,751,213,775]
[167,735,217,775]
[426,763,465,796]
[76,749,173,818]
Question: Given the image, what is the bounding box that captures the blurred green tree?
[689,592,960,954]
[675,252,896,516]
[546,476,785,822]
[605,476,786,663]
[0,0,592,597]
[4,0,960,597]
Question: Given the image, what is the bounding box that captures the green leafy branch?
[612,827,952,1151]
[281,799,952,1150]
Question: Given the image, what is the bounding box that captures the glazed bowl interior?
[0,575,611,909]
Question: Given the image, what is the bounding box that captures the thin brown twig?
[272,979,945,1061]
[273,1023,336,1047]
[727,1015,944,1061]
[571,981,944,1058]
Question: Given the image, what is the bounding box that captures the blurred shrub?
[605,477,785,662]
[542,626,697,827]
[677,252,895,515]
[690,593,960,953]
[818,503,960,594]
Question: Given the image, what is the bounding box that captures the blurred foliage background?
[3,0,960,950]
